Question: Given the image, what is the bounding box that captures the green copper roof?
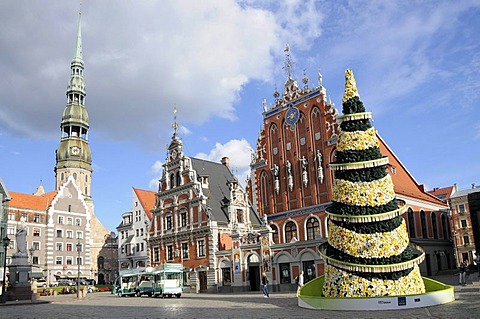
[72,11,83,67]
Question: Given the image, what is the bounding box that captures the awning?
[30,272,44,279]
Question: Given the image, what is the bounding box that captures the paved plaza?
[1,271,479,319]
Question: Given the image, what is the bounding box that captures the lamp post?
[2,236,11,304]
[76,242,82,298]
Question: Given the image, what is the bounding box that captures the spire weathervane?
[172,105,178,136]
[283,44,295,81]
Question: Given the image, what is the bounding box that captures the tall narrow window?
[441,214,449,240]
[167,245,173,261]
[306,217,320,240]
[181,242,189,259]
[431,213,438,239]
[176,171,181,186]
[270,225,279,244]
[197,240,206,257]
[181,211,187,227]
[285,221,297,243]
[420,211,427,239]
[407,208,416,238]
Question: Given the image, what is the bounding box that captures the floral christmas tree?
[321,69,425,298]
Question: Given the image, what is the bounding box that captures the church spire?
[55,8,92,198]
[72,4,83,68]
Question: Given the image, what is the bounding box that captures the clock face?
[171,149,178,160]
[71,146,80,155]
[285,106,299,128]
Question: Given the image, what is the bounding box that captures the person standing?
[261,272,269,298]
[459,260,468,285]
[476,254,480,276]
[297,270,304,293]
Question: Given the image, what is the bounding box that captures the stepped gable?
[9,190,57,211]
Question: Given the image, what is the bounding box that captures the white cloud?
[195,138,253,185]
[0,0,324,148]
[150,160,164,174]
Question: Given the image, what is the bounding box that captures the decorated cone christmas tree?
[320,69,426,297]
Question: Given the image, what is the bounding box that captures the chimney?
[221,156,230,167]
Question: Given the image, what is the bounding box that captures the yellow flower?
[333,175,395,207]
[337,127,378,152]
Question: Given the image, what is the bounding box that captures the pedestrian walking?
[459,260,468,285]
[261,272,269,298]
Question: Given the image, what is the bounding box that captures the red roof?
[427,186,455,202]
[133,187,156,220]
[8,190,58,211]
[377,134,447,208]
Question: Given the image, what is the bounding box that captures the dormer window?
[237,209,244,223]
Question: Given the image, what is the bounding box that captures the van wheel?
[136,291,141,297]
[176,294,181,298]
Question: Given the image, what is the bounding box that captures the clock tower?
[54,10,92,200]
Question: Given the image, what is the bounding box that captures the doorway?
[302,260,316,283]
[198,271,208,292]
[248,266,260,291]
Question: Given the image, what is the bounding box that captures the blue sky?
[1,0,479,232]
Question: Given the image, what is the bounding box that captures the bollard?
[31,293,40,302]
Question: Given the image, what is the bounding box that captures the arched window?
[176,171,181,186]
[270,224,279,244]
[285,221,297,243]
[420,210,428,239]
[431,212,438,239]
[98,256,105,270]
[441,214,449,240]
[407,208,416,238]
[306,217,320,240]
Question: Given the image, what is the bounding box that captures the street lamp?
[76,242,82,298]
[2,236,11,304]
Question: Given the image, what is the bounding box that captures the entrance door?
[302,260,316,283]
[248,266,260,291]
[198,271,208,292]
